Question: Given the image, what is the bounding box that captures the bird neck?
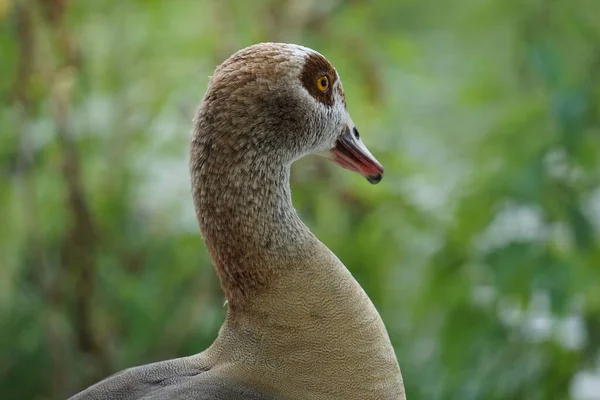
[191,148,316,309]
[190,140,405,399]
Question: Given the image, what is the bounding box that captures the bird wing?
[68,356,272,400]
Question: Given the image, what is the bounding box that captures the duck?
[69,42,405,400]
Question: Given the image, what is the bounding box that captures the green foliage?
[1,0,599,399]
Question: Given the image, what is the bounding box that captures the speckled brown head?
[192,42,383,183]
[190,43,386,305]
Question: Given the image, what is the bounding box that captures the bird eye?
[316,76,329,92]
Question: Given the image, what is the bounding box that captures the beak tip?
[366,173,383,184]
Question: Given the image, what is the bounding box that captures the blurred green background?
[2,0,600,399]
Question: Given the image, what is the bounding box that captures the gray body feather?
[69,357,271,400]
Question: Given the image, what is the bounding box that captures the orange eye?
[316,75,329,92]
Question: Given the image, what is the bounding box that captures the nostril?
[352,127,360,140]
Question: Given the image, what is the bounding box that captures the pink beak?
[328,126,384,184]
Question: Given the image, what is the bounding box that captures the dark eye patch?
[300,52,338,107]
